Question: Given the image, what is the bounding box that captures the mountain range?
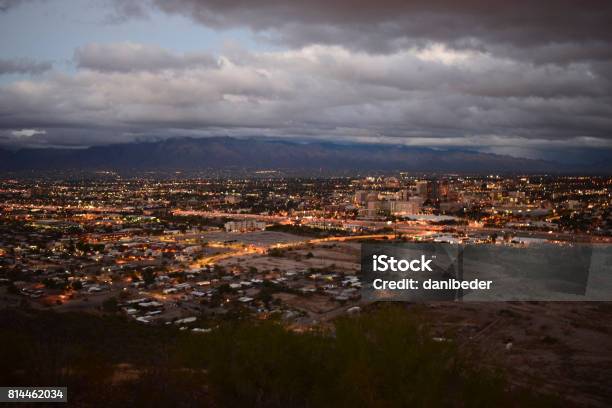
[0,137,608,174]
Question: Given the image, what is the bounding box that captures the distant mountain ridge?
[0,137,607,174]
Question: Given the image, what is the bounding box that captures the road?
[174,209,612,244]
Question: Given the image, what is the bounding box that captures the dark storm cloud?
[144,0,612,59]
[74,43,218,72]
[0,58,52,75]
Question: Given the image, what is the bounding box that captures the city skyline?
[2,3,612,407]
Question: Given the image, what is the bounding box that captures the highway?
[174,209,612,244]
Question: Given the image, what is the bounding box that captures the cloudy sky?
[1,0,611,164]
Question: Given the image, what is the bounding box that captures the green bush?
[198,305,515,407]
[0,306,560,408]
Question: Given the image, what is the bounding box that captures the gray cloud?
[137,0,612,61]
[103,0,150,24]
[1,43,611,156]
[74,42,218,72]
[0,58,52,75]
[0,0,40,12]
[1,1,612,164]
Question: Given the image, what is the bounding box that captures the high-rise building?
[354,190,369,205]
[414,181,428,197]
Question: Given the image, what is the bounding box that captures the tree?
[256,287,274,307]
[217,283,234,295]
[119,290,130,300]
[268,248,284,257]
[102,297,119,313]
[142,269,156,286]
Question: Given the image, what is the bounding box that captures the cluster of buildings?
[224,219,267,232]
[354,185,426,217]
[0,174,610,328]
[347,176,610,235]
